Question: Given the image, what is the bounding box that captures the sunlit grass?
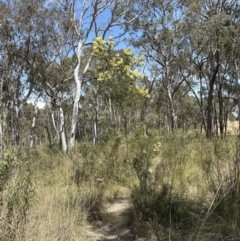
[1,131,240,240]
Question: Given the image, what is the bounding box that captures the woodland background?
[1,0,240,240]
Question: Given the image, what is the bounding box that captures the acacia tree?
[49,0,146,150]
[92,37,149,136]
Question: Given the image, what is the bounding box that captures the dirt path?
[86,196,135,241]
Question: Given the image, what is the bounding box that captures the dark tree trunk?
[206,51,220,138]
[218,83,224,136]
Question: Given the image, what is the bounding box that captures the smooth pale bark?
[68,40,92,149]
[13,105,21,146]
[167,84,177,129]
[59,107,67,153]
[93,93,99,145]
[68,40,83,149]
[51,110,59,142]
[166,61,179,130]
[48,102,59,142]
[30,102,37,148]
[68,40,82,149]
[109,97,113,123]
[93,118,98,145]
[165,115,170,132]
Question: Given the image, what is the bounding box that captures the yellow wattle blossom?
[135,86,150,98]
[139,73,145,80]
[97,72,111,82]
[92,36,148,101]
[110,56,124,70]
[153,142,161,153]
[108,36,114,49]
[92,36,114,59]
[124,48,133,56]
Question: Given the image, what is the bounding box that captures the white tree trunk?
[47,101,59,142]
[59,107,67,153]
[93,119,98,145]
[14,105,21,146]
[167,84,177,129]
[68,41,83,149]
[30,102,38,148]
[68,40,92,149]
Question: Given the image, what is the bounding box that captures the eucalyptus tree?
[0,0,72,151]
[181,0,240,137]
[0,1,9,149]
[125,0,191,130]
[0,0,69,147]
[228,6,240,131]
[0,0,39,145]
[36,57,74,153]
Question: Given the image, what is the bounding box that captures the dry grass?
[0,147,106,241]
[1,132,240,241]
[24,159,87,241]
[129,132,240,240]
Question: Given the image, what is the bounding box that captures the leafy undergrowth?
[0,131,240,240]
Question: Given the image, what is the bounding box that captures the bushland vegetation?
[1,0,240,240]
[1,129,240,241]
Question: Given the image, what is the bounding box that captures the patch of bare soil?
[86,196,136,241]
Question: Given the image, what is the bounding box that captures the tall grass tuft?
[0,148,34,241]
[0,145,108,241]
